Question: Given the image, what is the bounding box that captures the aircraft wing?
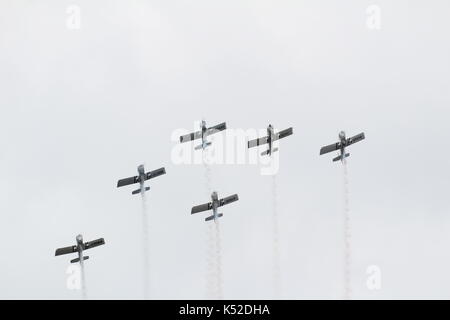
[206,122,227,136]
[320,142,341,155]
[180,130,202,143]
[117,176,139,188]
[84,238,105,250]
[346,132,365,146]
[248,136,269,148]
[146,167,166,180]
[55,245,77,256]
[191,202,212,214]
[219,194,239,207]
[274,127,293,141]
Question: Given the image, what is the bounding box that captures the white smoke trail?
[342,159,351,300]
[203,151,216,299]
[205,222,216,298]
[141,192,150,299]
[214,219,223,299]
[271,174,281,298]
[80,259,87,299]
[202,149,223,299]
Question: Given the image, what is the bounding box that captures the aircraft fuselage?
[76,234,84,264]
[211,192,220,221]
[137,165,146,194]
[267,125,275,156]
[338,131,347,162]
[200,121,208,149]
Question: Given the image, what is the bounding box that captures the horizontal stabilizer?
[272,148,278,153]
[333,153,350,162]
[261,149,270,156]
[71,256,89,264]
[194,142,211,150]
[132,186,150,195]
[205,213,223,222]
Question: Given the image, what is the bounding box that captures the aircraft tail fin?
[71,256,89,264]
[132,186,150,195]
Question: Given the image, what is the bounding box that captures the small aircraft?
[320,131,365,162]
[248,124,293,156]
[191,191,239,222]
[179,120,227,150]
[55,234,105,264]
[117,165,166,195]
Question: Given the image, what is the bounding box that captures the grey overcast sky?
[1,0,450,299]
